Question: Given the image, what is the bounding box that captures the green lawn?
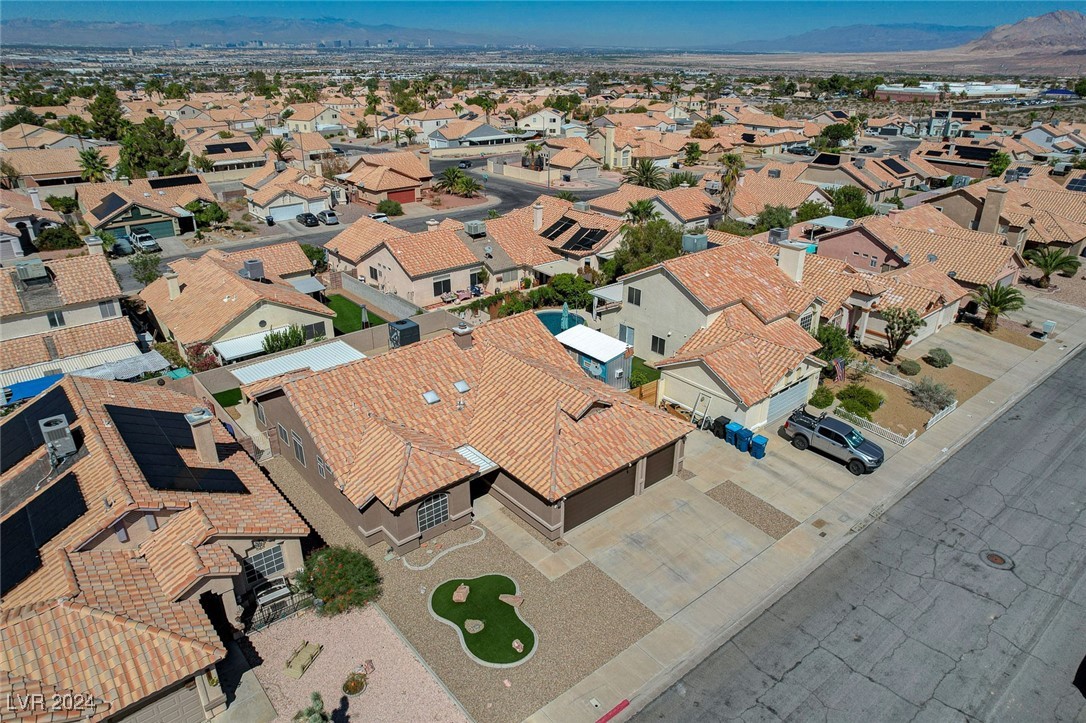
[431,575,534,665]
[325,293,387,334]
[212,388,242,408]
[632,356,661,383]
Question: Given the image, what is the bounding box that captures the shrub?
[910,377,957,413]
[296,545,382,616]
[814,324,854,376]
[34,225,83,250]
[300,243,327,272]
[629,369,651,389]
[184,342,220,372]
[376,199,403,216]
[898,359,921,376]
[809,385,835,409]
[836,383,884,413]
[262,324,306,354]
[154,341,185,368]
[924,348,953,368]
[130,252,163,285]
[45,195,78,214]
[839,397,873,420]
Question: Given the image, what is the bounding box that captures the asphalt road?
[636,349,1086,722]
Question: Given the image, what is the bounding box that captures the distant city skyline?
[5,1,1085,49]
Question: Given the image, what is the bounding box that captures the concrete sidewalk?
[526,307,1086,723]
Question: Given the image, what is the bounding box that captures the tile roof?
[221,241,313,278]
[249,180,327,207]
[285,103,331,122]
[292,132,333,154]
[376,228,480,278]
[345,164,418,191]
[0,317,137,370]
[731,175,827,218]
[326,216,413,264]
[352,150,432,181]
[0,254,121,318]
[79,176,215,228]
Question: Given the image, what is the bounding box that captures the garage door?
[766,379,811,424]
[129,220,175,239]
[563,465,636,531]
[388,188,415,204]
[308,199,327,214]
[270,203,304,222]
[643,445,676,488]
[118,680,203,723]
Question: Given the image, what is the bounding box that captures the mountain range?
[724,23,992,54]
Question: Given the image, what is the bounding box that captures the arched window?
[417,493,449,533]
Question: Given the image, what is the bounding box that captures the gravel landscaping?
[246,606,467,723]
[1020,270,1086,309]
[959,319,1045,351]
[402,524,485,568]
[707,481,799,540]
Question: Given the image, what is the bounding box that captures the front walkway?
[474,495,586,580]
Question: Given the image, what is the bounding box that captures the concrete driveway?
[907,323,1032,379]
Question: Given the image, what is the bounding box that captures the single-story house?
[77,175,215,239]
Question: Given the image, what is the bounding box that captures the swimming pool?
[536,310,585,335]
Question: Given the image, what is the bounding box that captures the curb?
[403,525,487,571]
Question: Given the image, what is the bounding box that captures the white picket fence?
[848,361,916,391]
[925,400,958,429]
[834,407,917,447]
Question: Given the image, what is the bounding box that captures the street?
[635,349,1086,722]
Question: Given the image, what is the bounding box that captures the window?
[869,258,877,268]
[618,324,635,346]
[470,270,482,287]
[47,310,65,328]
[651,335,666,355]
[254,401,265,425]
[244,544,285,585]
[292,432,305,466]
[302,322,324,340]
[799,311,815,331]
[433,277,452,297]
[417,493,450,533]
[98,300,117,318]
[369,266,379,281]
[277,423,288,446]
[316,456,328,479]
[627,287,642,306]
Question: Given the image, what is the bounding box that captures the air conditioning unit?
[768,227,789,244]
[388,318,421,348]
[241,259,265,281]
[15,260,48,282]
[705,180,722,192]
[572,201,591,212]
[39,415,78,463]
[463,220,487,237]
[682,233,709,253]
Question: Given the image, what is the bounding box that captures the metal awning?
[456,445,498,473]
[213,327,288,362]
[231,340,366,385]
[72,350,171,381]
[589,282,623,303]
[287,276,326,294]
[0,343,143,388]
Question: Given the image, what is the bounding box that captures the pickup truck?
[782,407,884,475]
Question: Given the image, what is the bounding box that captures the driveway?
[908,323,1032,379]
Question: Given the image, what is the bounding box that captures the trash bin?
[265,215,275,227]
[711,416,731,439]
[737,428,753,453]
[725,421,742,446]
[751,434,768,459]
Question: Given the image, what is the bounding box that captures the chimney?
[426,218,440,231]
[678,182,690,189]
[418,148,432,175]
[184,407,218,464]
[452,321,473,350]
[165,271,181,300]
[737,171,746,186]
[776,241,807,284]
[978,185,1007,234]
[532,202,544,232]
[85,236,104,255]
[27,188,42,210]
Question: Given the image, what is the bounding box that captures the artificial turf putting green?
[431,574,534,665]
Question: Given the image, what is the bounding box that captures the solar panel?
[561,227,607,251]
[813,153,841,166]
[0,473,86,596]
[205,141,253,155]
[882,158,910,175]
[147,174,200,189]
[105,405,249,494]
[0,384,75,474]
[540,217,575,240]
[1067,178,1086,193]
[955,146,996,162]
[90,192,128,221]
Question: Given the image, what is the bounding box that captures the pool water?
[536,310,585,335]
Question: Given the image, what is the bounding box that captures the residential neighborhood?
[1,7,1086,723]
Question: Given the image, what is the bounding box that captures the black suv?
[295,212,320,227]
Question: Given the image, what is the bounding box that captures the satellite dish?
[484,245,492,254]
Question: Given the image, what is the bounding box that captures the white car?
[368,212,390,224]
[316,210,339,225]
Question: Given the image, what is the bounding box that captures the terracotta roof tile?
[326,216,412,263]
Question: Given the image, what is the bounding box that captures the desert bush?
[836,383,884,413]
[376,199,403,216]
[809,385,835,409]
[924,348,953,368]
[910,377,957,413]
[296,546,382,616]
[838,398,873,420]
[898,359,921,376]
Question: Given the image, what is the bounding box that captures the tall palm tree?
[434,167,466,193]
[452,102,464,116]
[524,143,542,161]
[1023,246,1081,289]
[78,148,110,182]
[266,137,292,162]
[624,199,661,225]
[622,158,667,190]
[718,152,746,208]
[508,108,521,129]
[253,125,267,142]
[972,284,1026,332]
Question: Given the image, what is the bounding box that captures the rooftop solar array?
[540,217,575,240]
[1067,177,1086,193]
[813,153,841,166]
[205,141,253,155]
[105,405,249,494]
[0,473,86,596]
[148,174,199,190]
[0,385,75,475]
[90,192,128,221]
[955,146,996,162]
[561,227,608,251]
[882,158,910,175]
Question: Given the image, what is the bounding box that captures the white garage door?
[308,199,327,214]
[766,379,811,424]
[270,203,304,222]
[118,680,203,723]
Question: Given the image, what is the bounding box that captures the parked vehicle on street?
[129,228,161,253]
[367,212,390,224]
[316,210,339,225]
[296,212,320,227]
[789,145,816,156]
[783,407,884,475]
[109,234,135,257]
[858,145,877,154]
[458,160,473,168]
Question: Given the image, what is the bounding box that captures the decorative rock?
[498,594,524,608]
[452,583,470,603]
[503,679,511,688]
[512,639,524,653]
[464,619,484,634]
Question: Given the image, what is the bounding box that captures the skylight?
[453,380,470,393]
[422,391,441,405]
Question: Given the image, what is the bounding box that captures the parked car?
[782,407,885,475]
[109,234,135,257]
[316,210,340,225]
[789,145,816,156]
[457,160,473,168]
[368,212,390,224]
[253,577,292,607]
[129,228,161,253]
[858,145,877,154]
[296,212,320,227]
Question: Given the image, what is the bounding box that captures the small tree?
[475,267,490,287]
[293,692,330,723]
[881,306,925,361]
[301,243,327,272]
[184,201,228,228]
[1024,246,1081,289]
[987,151,1011,178]
[403,127,417,145]
[262,324,307,354]
[34,225,83,250]
[130,253,163,286]
[689,121,713,139]
[814,324,854,375]
[0,158,20,189]
[376,199,403,216]
[354,120,369,139]
[45,195,79,214]
[831,185,874,219]
[972,284,1025,332]
[296,546,382,616]
[820,123,854,147]
[754,204,794,232]
[796,200,832,222]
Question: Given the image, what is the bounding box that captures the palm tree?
[253,125,267,141]
[454,177,483,198]
[718,152,746,207]
[266,137,292,162]
[191,155,215,172]
[508,108,521,129]
[972,284,1026,332]
[524,143,542,161]
[555,190,579,202]
[622,158,667,190]
[0,158,20,189]
[452,102,464,116]
[78,148,110,182]
[434,167,465,193]
[668,171,699,188]
[624,199,661,225]
[1023,246,1081,289]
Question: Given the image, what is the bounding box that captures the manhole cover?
[981,550,1014,570]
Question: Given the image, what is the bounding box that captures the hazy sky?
[5,1,1083,47]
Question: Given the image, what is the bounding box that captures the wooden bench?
[284,641,323,679]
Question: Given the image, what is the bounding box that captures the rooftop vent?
[464,220,487,237]
[39,415,77,467]
[947,271,957,278]
[453,380,470,393]
[422,390,440,405]
[927,253,938,262]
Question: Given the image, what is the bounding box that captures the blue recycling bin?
[724,421,742,446]
[750,434,768,459]
[737,428,753,453]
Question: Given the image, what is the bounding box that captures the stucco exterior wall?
[612,268,709,362]
[816,230,901,272]
[489,471,563,540]
[360,245,480,307]
[2,299,120,339]
[212,301,332,345]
